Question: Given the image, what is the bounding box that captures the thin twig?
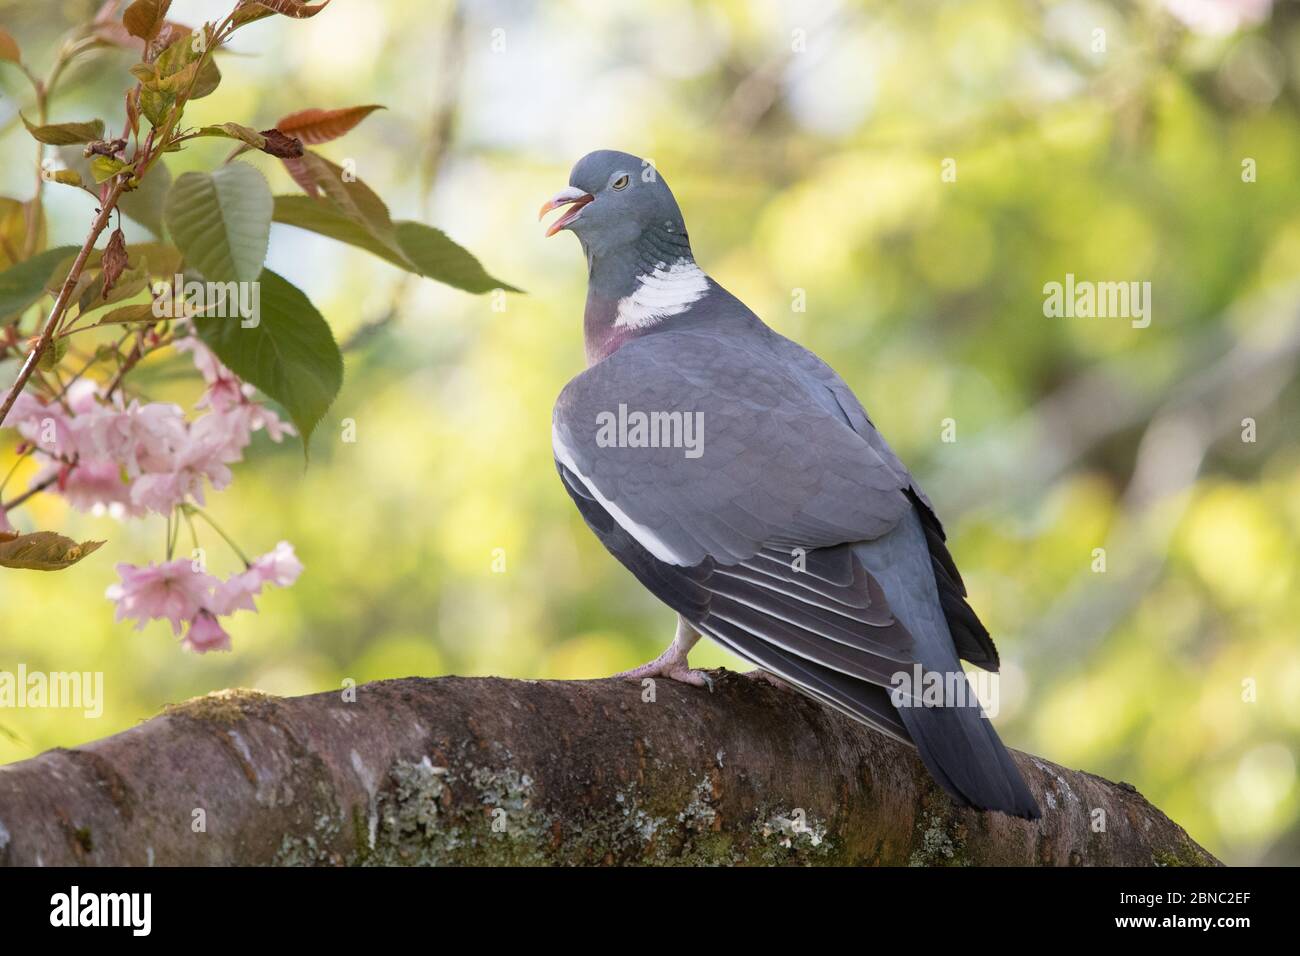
[0,178,127,430]
[1,469,62,511]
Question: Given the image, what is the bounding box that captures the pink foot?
[615,656,714,690]
[614,619,714,691]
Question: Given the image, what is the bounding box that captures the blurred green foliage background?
[1,0,1298,865]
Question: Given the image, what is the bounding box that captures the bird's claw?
[669,667,714,692]
[614,660,714,692]
[614,618,712,691]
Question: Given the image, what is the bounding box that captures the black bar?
[0,865,1284,941]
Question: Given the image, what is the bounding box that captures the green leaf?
[192,58,221,99]
[0,531,105,572]
[272,196,520,294]
[139,86,172,129]
[77,257,151,314]
[90,156,132,183]
[292,152,403,256]
[154,33,220,99]
[272,194,412,268]
[0,245,78,322]
[195,122,266,149]
[395,221,522,294]
[130,32,216,128]
[21,114,105,146]
[37,335,69,371]
[195,268,342,451]
[0,198,45,270]
[96,302,163,326]
[164,162,272,283]
[47,168,83,187]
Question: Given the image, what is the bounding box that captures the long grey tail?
[855,511,1041,819]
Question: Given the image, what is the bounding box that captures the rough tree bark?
[0,673,1218,866]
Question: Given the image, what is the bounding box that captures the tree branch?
[0,178,126,430]
[0,674,1218,866]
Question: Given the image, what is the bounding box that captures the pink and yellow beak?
[538,186,594,237]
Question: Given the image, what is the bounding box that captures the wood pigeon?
[541,149,1040,818]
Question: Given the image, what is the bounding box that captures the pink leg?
[614,617,714,691]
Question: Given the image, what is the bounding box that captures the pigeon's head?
[539,149,686,256]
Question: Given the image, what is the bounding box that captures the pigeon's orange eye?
[611,174,630,190]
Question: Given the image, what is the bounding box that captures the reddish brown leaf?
[125,88,140,136]
[0,27,22,64]
[101,228,129,300]
[258,128,304,158]
[93,17,189,53]
[274,104,383,146]
[234,0,332,23]
[122,0,172,40]
[281,155,319,197]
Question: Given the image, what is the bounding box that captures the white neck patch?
[614,258,708,330]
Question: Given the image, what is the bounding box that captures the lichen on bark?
[0,675,1220,866]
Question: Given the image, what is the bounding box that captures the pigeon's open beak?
[538,186,594,237]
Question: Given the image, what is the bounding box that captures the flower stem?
[165,508,177,561]
[182,507,200,554]
[183,504,251,567]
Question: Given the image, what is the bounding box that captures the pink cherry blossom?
[106,541,304,652]
[174,335,225,386]
[208,542,303,615]
[190,407,254,468]
[100,400,189,478]
[36,458,140,517]
[6,336,306,656]
[183,611,232,654]
[250,541,303,588]
[106,559,219,636]
[128,472,195,515]
[176,336,244,412]
[8,391,78,458]
[210,568,263,616]
[8,381,115,463]
[203,376,245,413]
[4,336,296,523]
[244,401,295,443]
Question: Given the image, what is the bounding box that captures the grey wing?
[556,455,917,742]
[776,334,1000,670]
[552,328,912,568]
[764,334,1034,814]
[553,327,923,726]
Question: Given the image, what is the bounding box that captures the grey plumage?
[545,150,1039,818]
